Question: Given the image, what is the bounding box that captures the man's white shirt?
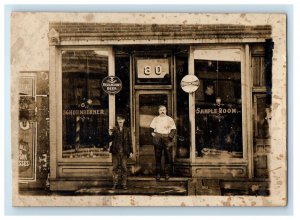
[150,115,176,134]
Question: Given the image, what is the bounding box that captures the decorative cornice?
[49,22,272,45]
[48,28,60,46]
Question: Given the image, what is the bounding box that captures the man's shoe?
[122,185,127,190]
[165,175,170,180]
[111,184,117,190]
[156,174,161,181]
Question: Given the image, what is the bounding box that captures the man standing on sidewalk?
[150,105,176,181]
[108,115,133,189]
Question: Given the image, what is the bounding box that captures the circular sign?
[180,75,200,93]
[101,76,122,94]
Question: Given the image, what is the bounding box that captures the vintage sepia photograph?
[10,12,287,206]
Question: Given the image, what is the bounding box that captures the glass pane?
[194,49,243,159]
[62,50,109,159]
[139,94,169,146]
[138,94,169,175]
[255,96,271,139]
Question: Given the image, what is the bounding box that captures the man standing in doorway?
[150,105,176,180]
[108,115,133,189]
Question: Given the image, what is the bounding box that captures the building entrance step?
[75,185,187,195]
[75,176,189,195]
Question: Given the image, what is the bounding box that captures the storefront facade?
[47,23,272,192]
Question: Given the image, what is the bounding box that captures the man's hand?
[169,129,176,139]
[151,132,156,137]
[129,153,133,158]
[108,129,113,136]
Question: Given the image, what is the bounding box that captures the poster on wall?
[18,77,37,181]
[18,122,36,181]
[10,12,287,207]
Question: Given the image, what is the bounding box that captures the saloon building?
[18,21,273,195]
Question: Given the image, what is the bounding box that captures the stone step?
[187,179,222,195]
[55,177,269,196]
[75,185,187,195]
[127,176,189,187]
[75,176,188,195]
[220,179,270,196]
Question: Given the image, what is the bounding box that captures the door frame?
[134,89,173,165]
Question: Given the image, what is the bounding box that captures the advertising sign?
[19,122,36,181]
[181,75,200,93]
[101,76,122,94]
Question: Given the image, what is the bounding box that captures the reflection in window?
[194,49,243,158]
[62,50,109,158]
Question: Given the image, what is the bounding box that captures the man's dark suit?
[108,126,132,188]
[109,126,132,156]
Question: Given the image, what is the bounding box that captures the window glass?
[62,50,109,158]
[194,49,243,158]
[138,93,169,174]
[254,95,271,139]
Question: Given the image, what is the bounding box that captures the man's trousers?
[153,133,173,176]
[112,152,128,186]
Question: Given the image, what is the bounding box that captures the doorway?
[135,90,172,175]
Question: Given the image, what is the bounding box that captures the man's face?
[117,118,125,127]
[158,106,167,116]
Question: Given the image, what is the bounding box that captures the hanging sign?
[101,76,122,94]
[180,75,200,93]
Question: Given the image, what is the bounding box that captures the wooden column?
[245,44,254,178]
[108,47,115,129]
[188,46,196,164]
[49,45,58,179]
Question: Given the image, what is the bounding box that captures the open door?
[135,90,172,176]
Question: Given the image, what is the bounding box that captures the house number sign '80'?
[137,58,169,79]
[144,65,163,75]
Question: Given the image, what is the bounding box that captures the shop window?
[253,94,271,139]
[253,95,271,139]
[61,50,109,158]
[194,49,243,158]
